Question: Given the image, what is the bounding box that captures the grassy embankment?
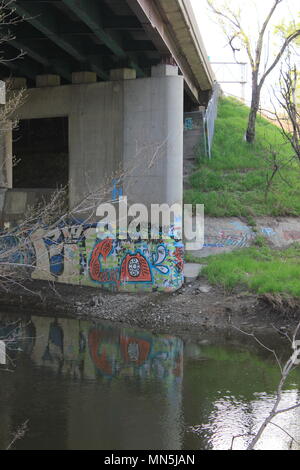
[185,97,300,297]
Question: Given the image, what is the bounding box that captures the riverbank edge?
[0,277,299,337]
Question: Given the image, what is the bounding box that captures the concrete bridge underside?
[0,0,215,293]
[0,0,214,218]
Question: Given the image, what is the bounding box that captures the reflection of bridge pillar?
[0,79,12,191]
[123,64,183,207]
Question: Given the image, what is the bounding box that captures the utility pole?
[210,62,247,102]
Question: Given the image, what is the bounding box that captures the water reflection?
[0,312,299,450]
[0,313,184,450]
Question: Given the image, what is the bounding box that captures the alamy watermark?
[96,197,204,251]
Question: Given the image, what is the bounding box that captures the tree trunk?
[246,75,261,143]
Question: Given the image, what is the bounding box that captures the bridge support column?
[123,64,184,208]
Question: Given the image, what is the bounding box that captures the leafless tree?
[207,0,300,143]
[272,55,300,164]
[6,420,29,450]
[232,323,300,450]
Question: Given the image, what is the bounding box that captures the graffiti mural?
[88,325,183,382]
[0,222,184,293]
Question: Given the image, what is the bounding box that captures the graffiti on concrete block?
[0,222,184,293]
[204,229,255,249]
[184,118,194,131]
[260,227,276,237]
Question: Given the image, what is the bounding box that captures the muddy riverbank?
[1,277,299,337]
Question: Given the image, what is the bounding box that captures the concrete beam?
[2,56,42,81]
[7,37,72,82]
[4,77,27,90]
[72,71,97,84]
[103,16,142,30]
[110,68,136,81]
[12,2,108,80]
[62,0,145,77]
[36,74,61,88]
[127,0,214,101]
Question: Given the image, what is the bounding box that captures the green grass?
[201,242,300,297]
[184,97,300,217]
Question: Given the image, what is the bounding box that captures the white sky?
[190,0,299,109]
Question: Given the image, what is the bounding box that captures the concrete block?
[184,263,203,281]
[4,77,27,90]
[151,64,178,77]
[110,68,136,81]
[36,74,61,88]
[4,191,27,215]
[72,71,97,84]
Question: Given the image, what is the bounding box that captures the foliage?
[201,242,300,297]
[184,97,300,216]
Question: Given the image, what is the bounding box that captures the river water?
[0,311,299,450]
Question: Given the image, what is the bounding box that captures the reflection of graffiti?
[13,314,183,383]
[0,318,36,356]
[88,324,183,381]
[120,334,151,366]
[88,328,117,377]
[0,221,183,293]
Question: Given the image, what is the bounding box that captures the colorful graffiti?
[23,315,183,383]
[204,229,255,249]
[0,222,184,293]
[88,324,183,381]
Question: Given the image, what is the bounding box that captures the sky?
[190,0,299,109]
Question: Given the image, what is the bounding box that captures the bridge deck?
[0,0,214,102]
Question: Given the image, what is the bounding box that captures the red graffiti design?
[173,354,183,377]
[175,247,184,273]
[120,253,152,283]
[88,329,114,376]
[89,238,113,281]
[120,336,151,366]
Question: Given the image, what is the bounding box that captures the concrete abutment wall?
[0,67,185,293]
[7,67,183,209]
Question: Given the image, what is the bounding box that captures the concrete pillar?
[72,72,97,84]
[123,73,184,208]
[36,74,60,88]
[110,68,136,81]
